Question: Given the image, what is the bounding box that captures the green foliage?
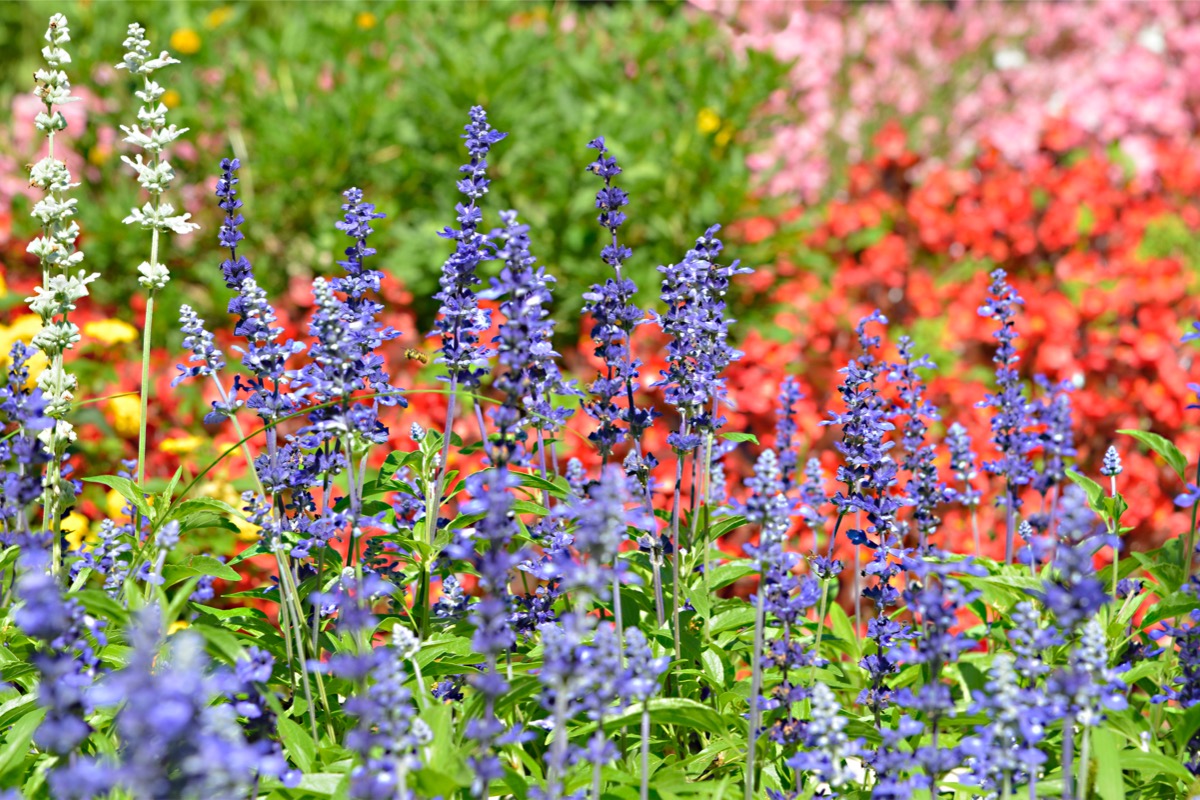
[0,0,791,339]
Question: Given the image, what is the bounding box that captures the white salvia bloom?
[25,12,96,529]
[391,625,421,660]
[136,261,171,291]
[35,360,79,419]
[116,21,198,294]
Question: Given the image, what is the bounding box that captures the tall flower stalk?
[978,269,1036,565]
[824,311,896,632]
[431,107,505,500]
[582,136,664,635]
[654,224,748,661]
[888,336,947,551]
[946,422,982,553]
[26,14,96,575]
[741,449,793,800]
[116,22,199,491]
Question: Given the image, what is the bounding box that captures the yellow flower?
[108,394,141,438]
[697,107,722,135]
[205,7,233,28]
[198,478,260,541]
[161,434,204,455]
[0,314,43,359]
[84,318,138,346]
[106,488,128,519]
[162,89,181,109]
[170,28,201,55]
[356,11,377,29]
[62,511,96,551]
[0,315,47,386]
[0,272,7,296]
[715,125,733,148]
[235,516,261,542]
[168,620,191,635]
[88,145,111,167]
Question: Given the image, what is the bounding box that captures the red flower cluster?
[726,120,1200,556]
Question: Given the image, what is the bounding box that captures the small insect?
[404,348,430,365]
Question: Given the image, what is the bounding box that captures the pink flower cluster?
[694,0,1200,200]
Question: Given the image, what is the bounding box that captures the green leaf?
[228,541,272,567]
[1065,469,1106,510]
[826,597,860,660]
[1123,749,1195,782]
[72,588,130,628]
[1092,728,1125,800]
[0,706,46,781]
[515,472,570,500]
[721,432,758,444]
[169,496,242,520]
[706,561,755,590]
[1142,590,1200,626]
[84,475,152,521]
[378,449,420,483]
[278,716,317,774]
[700,648,726,689]
[161,555,241,588]
[710,607,756,635]
[1173,705,1200,751]
[190,622,248,664]
[1118,428,1189,480]
[603,698,733,737]
[707,514,748,542]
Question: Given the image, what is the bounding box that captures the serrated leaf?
[1118,428,1189,480]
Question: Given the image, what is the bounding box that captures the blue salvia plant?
[655,224,749,662]
[978,269,1037,565]
[4,14,1200,800]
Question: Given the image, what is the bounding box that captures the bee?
[404,348,430,365]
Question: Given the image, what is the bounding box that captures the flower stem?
[640,704,651,800]
[745,577,767,800]
[1077,725,1091,800]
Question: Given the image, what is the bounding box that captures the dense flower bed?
[2,10,1200,800]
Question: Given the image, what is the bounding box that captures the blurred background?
[4,0,1200,554]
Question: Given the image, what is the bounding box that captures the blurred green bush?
[0,0,792,337]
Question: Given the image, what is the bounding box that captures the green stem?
[136,219,161,491]
[1077,726,1091,800]
[275,550,320,742]
[640,705,651,800]
[745,579,767,800]
[279,559,336,741]
[1185,458,1200,574]
[809,580,830,689]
